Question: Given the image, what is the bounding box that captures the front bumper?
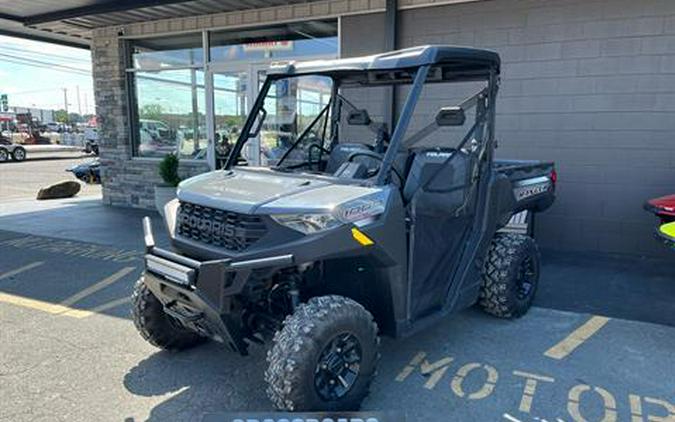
[141,217,294,354]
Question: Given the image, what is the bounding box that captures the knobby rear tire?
[479,233,540,318]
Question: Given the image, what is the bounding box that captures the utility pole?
[76,85,82,115]
[62,88,68,113]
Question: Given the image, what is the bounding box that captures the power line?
[0,45,90,64]
[3,87,63,95]
[0,53,91,76]
[0,52,91,74]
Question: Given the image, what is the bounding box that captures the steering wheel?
[282,143,330,171]
[308,143,330,169]
[346,151,384,178]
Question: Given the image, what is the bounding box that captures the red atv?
[644,194,675,223]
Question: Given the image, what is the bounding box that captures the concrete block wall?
[342,0,675,257]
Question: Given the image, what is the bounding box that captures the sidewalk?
[0,196,169,250]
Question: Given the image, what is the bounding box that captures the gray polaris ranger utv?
[133,45,556,411]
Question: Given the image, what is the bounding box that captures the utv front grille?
[176,201,267,252]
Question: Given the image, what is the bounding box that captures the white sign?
[242,41,294,52]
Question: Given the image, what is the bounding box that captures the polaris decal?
[513,176,551,201]
[426,151,454,159]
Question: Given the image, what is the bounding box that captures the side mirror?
[436,106,466,126]
[347,109,371,126]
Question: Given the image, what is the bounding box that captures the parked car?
[66,159,100,184]
[140,119,172,140]
[46,122,63,132]
[131,45,556,411]
[84,139,99,156]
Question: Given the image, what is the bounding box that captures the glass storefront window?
[209,20,338,65]
[128,32,206,159]
[133,69,207,159]
[131,33,203,70]
[126,20,338,162]
[210,37,338,64]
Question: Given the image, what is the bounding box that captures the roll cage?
[225,45,501,187]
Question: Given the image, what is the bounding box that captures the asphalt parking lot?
[0,153,100,200]
[0,200,674,422]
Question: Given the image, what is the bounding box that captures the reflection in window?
[133,70,206,159]
[209,20,337,64]
[212,71,248,167]
[131,33,203,69]
[259,75,333,167]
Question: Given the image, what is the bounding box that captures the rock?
[37,181,81,200]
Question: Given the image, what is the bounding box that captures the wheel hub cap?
[314,333,362,401]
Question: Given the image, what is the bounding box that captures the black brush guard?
[141,217,294,354]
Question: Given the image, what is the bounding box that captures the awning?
[0,0,325,49]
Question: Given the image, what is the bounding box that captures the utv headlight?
[271,191,387,234]
[271,213,341,234]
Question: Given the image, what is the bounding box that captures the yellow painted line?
[59,266,135,307]
[544,315,611,360]
[0,267,135,319]
[0,261,44,280]
[0,292,92,318]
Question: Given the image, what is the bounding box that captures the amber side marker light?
[351,227,374,246]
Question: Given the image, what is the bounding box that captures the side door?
[405,147,481,320]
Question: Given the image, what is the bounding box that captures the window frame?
[124,32,209,163]
[123,21,340,164]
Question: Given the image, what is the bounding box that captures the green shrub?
[158,153,181,187]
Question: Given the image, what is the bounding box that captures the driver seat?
[325,143,374,174]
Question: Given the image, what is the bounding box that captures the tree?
[140,103,164,120]
[68,113,84,123]
[54,109,68,123]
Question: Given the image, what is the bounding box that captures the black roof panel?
[270,45,500,77]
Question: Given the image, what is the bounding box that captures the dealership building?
[1,0,674,257]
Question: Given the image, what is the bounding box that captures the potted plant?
[154,153,181,216]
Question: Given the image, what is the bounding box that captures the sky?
[0,35,94,115]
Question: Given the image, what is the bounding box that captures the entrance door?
[210,68,249,168]
[206,58,333,170]
[207,64,269,168]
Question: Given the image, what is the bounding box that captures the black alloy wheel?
[314,332,363,401]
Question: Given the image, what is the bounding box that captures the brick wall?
[342,0,675,257]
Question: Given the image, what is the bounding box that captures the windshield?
[254,74,334,168]
[233,74,392,172]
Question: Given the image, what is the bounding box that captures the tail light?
[550,169,557,187]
